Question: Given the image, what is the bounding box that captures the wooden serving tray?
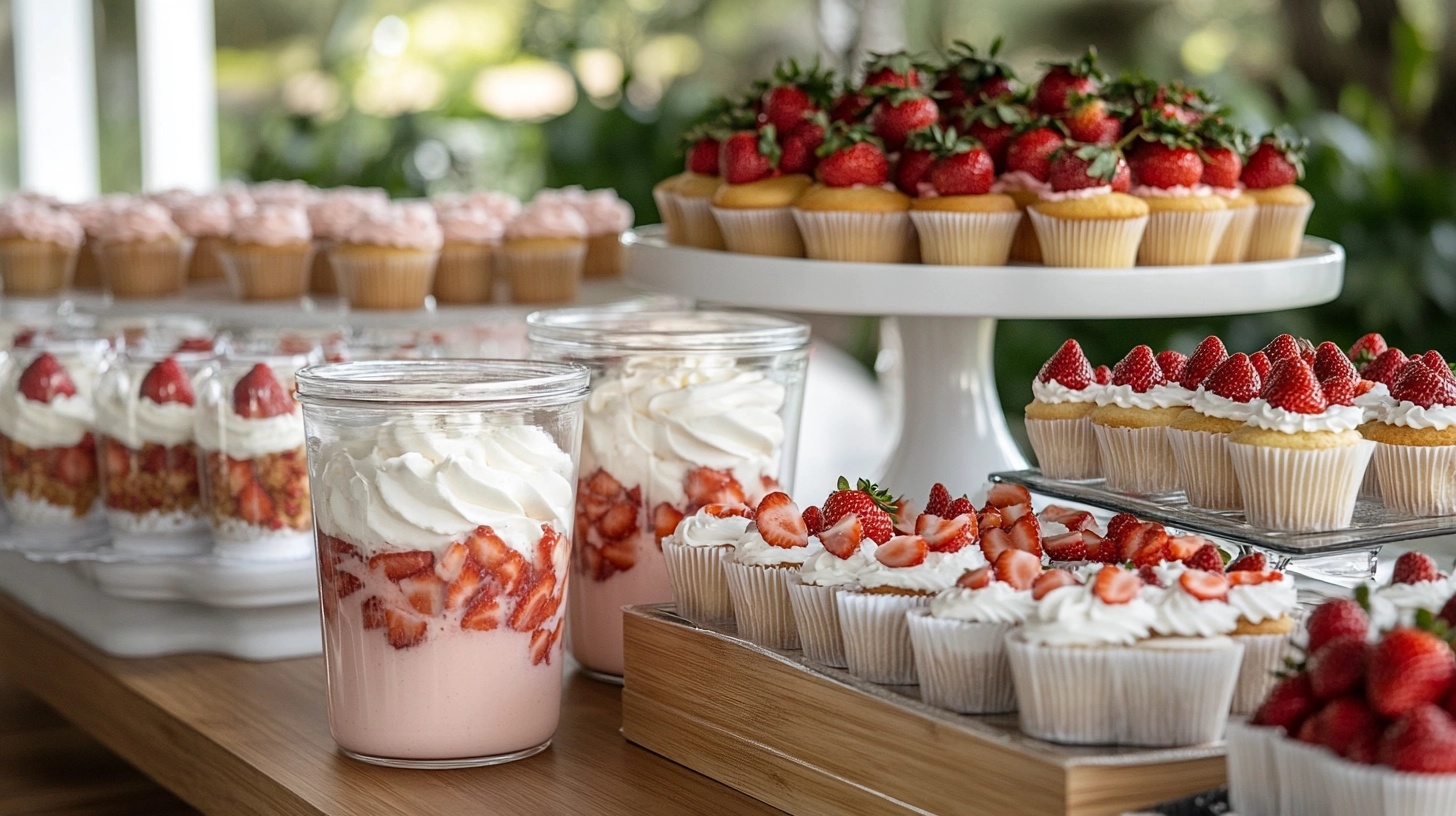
[622,605,1226,816]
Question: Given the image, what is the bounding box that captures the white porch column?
[136,0,220,191]
[12,0,99,200]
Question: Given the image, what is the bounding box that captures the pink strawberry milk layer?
[313,416,576,762]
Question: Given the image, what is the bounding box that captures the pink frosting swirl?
[147,188,197,210]
[68,196,131,236]
[169,194,232,237]
[12,191,63,208]
[505,200,588,240]
[343,202,443,250]
[232,205,312,246]
[308,189,389,241]
[991,171,1052,194]
[432,190,522,221]
[0,202,83,246]
[95,201,182,244]
[1038,185,1112,202]
[1129,184,1213,198]
[248,179,318,208]
[569,188,634,234]
[437,207,505,245]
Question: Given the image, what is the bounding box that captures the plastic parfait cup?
[526,308,810,680]
[296,359,588,768]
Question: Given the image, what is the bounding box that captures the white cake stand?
[624,227,1345,499]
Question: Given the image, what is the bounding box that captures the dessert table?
[0,591,775,815]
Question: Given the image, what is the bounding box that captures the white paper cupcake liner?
[1093,423,1181,494]
[676,195,726,250]
[1231,632,1292,716]
[1137,208,1235,266]
[722,558,800,649]
[653,188,687,245]
[1273,736,1335,816]
[711,207,804,257]
[1373,442,1456,517]
[1213,203,1257,263]
[661,541,734,625]
[1359,459,1383,501]
[786,581,847,668]
[1027,210,1147,268]
[836,590,931,685]
[1324,751,1456,816]
[905,610,1017,714]
[1228,440,1375,532]
[1246,202,1314,261]
[1167,427,1242,510]
[1024,416,1101,480]
[1005,634,1242,746]
[1225,720,1284,816]
[906,209,1021,266]
[792,209,915,263]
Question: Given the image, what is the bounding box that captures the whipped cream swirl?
[857,548,987,593]
[1367,576,1455,632]
[799,539,876,587]
[664,509,752,548]
[1096,382,1194,409]
[1032,379,1102,404]
[1245,399,1364,433]
[931,582,1036,625]
[1378,399,1456,431]
[95,386,195,448]
[1191,387,1258,422]
[1020,581,1158,646]
[1227,573,1298,625]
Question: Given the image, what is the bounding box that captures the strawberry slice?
[56,445,96,487]
[992,549,1042,590]
[1081,530,1116,563]
[979,527,1011,564]
[236,481,277,527]
[945,496,975,518]
[1092,565,1141,604]
[1179,569,1230,601]
[384,607,427,649]
[140,356,195,406]
[1038,505,1096,531]
[755,491,808,548]
[976,506,1004,531]
[361,596,386,629]
[103,438,131,478]
[334,571,363,599]
[465,526,531,594]
[1104,513,1140,542]
[460,592,501,631]
[703,503,754,519]
[651,502,685,543]
[957,566,993,590]
[586,468,624,497]
[1228,569,1284,585]
[819,514,863,559]
[1227,552,1267,572]
[17,353,77,403]
[399,573,446,616]
[1165,534,1207,562]
[1000,501,1033,525]
[683,466,747,509]
[1005,514,1043,557]
[598,503,639,541]
[369,549,435,582]
[529,620,564,666]
[800,505,826,536]
[915,512,976,553]
[600,539,636,573]
[445,560,487,611]
[436,541,470,582]
[231,363,295,419]
[1124,521,1170,565]
[1042,531,1087,562]
[924,483,952,517]
[1032,569,1080,600]
[985,483,1032,509]
[875,535,929,568]
[509,572,560,632]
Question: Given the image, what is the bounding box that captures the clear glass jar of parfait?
[295,359,589,768]
[526,308,811,679]
[94,346,217,554]
[194,342,320,560]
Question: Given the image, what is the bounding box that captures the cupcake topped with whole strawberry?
[1199,120,1258,263]
[1366,551,1453,632]
[1126,116,1232,266]
[1090,344,1186,494]
[1025,338,1105,480]
[1028,141,1149,268]
[791,123,914,263]
[1241,127,1313,261]
[1168,345,1259,510]
[1347,333,1398,420]
[905,126,1021,266]
[1362,359,1456,517]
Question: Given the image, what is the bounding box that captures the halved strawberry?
[924,483,952,517]
[599,539,636,573]
[369,549,435,582]
[993,548,1042,590]
[1042,531,1087,562]
[985,483,1032,508]
[384,607,427,649]
[1092,565,1141,604]
[945,495,974,519]
[399,572,446,616]
[231,363,295,419]
[1228,569,1284,586]
[56,445,96,487]
[819,514,863,559]
[915,512,976,553]
[361,596,386,629]
[755,491,808,548]
[1039,506,1096,532]
[801,505,826,536]
[875,535,929,568]
[460,592,500,631]
[509,572,560,632]
[1227,552,1268,572]
[1032,568,1080,600]
[651,502,685,544]
[529,620,564,666]
[979,527,1011,563]
[703,503,754,519]
[1005,514,1043,557]
[236,481,277,528]
[999,501,1034,525]
[1178,569,1230,601]
[17,353,76,403]
[1122,521,1169,565]
[957,566,993,590]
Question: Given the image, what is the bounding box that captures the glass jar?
[94,346,217,555]
[194,344,319,560]
[527,308,811,679]
[296,359,589,768]
[0,334,112,541]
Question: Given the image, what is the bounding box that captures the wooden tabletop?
[0,592,777,815]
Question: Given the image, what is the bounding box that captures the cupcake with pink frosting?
[247,179,318,209]
[220,205,314,301]
[500,198,588,304]
[167,193,233,281]
[0,200,84,296]
[431,190,522,222]
[548,187,633,278]
[66,196,129,290]
[305,187,388,295]
[431,203,504,304]
[329,202,443,310]
[93,200,190,299]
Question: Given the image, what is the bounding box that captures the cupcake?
[1366,551,1453,633]
[721,492,819,650]
[907,128,1021,266]
[907,556,1047,714]
[428,189,522,222]
[329,202,442,310]
[791,125,914,263]
[1127,138,1232,266]
[220,205,314,301]
[661,504,754,625]
[1241,128,1314,261]
[1090,344,1189,494]
[167,193,233,281]
[788,512,877,668]
[247,179,318,209]
[1007,564,1243,746]
[304,187,388,295]
[659,128,723,247]
[1227,358,1373,532]
[560,188,633,278]
[67,197,127,290]
[710,127,813,257]
[1200,125,1257,263]
[430,203,503,304]
[499,198,588,304]
[1169,345,1265,512]
[1223,558,1299,714]
[1361,358,1456,517]
[1027,142,1149,268]
[93,201,191,299]
[996,125,1062,263]
[1024,339,1105,479]
[0,201,83,296]
[838,529,987,685]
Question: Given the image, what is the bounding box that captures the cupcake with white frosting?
[1024,338,1104,480]
[1366,551,1453,633]
[660,505,754,624]
[1168,348,1259,511]
[721,491,820,650]
[1361,358,1456,517]
[167,193,232,281]
[1090,344,1191,494]
[93,200,191,299]
[1223,558,1299,714]
[501,198,588,304]
[430,203,504,304]
[0,201,83,296]
[220,205,314,301]
[330,202,443,310]
[786,513,876,668]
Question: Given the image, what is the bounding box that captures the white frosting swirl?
[1354,382,1391,422]
[1143,564,1241,637]
[314,417,575,557]
[1191,387,1257,422]
[94,384,195,448]
[1226,573,1298,625]
[1020,581,1158,646]
[0,391,92,447]
[730,526,820,566]
[931,582,1036,624]
[1032,379,1101,404]
[857,548,987,593]
[1378,400,1456,431]
[1095,382,1193,409]
[799,539,876,587]
[1245,399,1364,433]
[1367,577,1454,632]
[665,509,752,548]
[194,365,304,458]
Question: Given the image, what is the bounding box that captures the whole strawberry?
[1346,332,1388,367]
[862,51,923,89]
[1252,672,1319,732]
[926,129,995,196]
[869,87,939,152]
[933,38,1017,107]
[719,128,781,184]
[1036,338,1095,389]
[1241,126,1307,190]
[1390,360,1456,409]
[1109,345,1166,392]
[821,476,897,544]
[684,131,722,176]
[1129,141,1204,189]
[1004,125,1064,183]
[1259,358,1327,415]
[1179,336,1229,389]
[759,58,835,135]
[956,100,1025,171]
[1379,704,1456,773]
[1367,627,1456,718]
[815,125,889,188]
[1360,347,1408,385]
[894,132,939,196]
[1033,47,1103,115]
[778,117,826,176]
[1061,94,1122,146]
[1047,143,1130,193]
[1305,598,1369,654]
